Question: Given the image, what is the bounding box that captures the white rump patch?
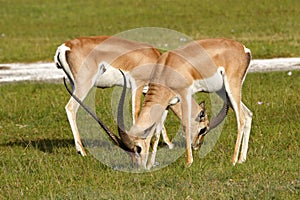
[54,44,70,64]
[54,44,73,81]
[243,46,251,54]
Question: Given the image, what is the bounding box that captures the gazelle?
[54,36,163,156]
[54,35,209,160]
[124,38,253,168]
[144,39,252,166]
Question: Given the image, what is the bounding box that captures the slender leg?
[65,97,86,156]
[179,89,193,167]
[146,110,173,169]
[159,110,174,149]
[65,78,96,156]
[161,125,174,149]
[238,103,253,163]
[223,80,244,165]
[146,131,160,170]
[231,107,244,165]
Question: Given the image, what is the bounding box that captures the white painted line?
[0,58,300,83]
[249,58,300,72]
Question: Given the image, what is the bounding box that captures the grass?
[0,70,299,199]
[0,0,299,63]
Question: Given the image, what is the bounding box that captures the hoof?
[185,162,192,168]
[167,143,174,149]
[76,143,87,156]
[185,159,193,168]
[238,157,246,164]
[77,150,87,156]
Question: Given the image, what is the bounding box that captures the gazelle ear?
[195,101,206,122]
[199,101,205,109]
[142,123,155,139]
[169,96,180,105]
[98,62,108,75]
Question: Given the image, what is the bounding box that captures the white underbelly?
[94,61,133,88]
[191,67,224,93]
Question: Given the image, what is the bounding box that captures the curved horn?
[117,70,134,151]
[63,77,122,147]
[208,102,229,130]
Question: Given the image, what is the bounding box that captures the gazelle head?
[120,124,155,169]
[191,101,209,150]
[112,71,156,169]
[191,101,230,150]
[124,85,176,169]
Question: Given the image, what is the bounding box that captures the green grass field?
[0,71,299,199]
[0,0,299,199]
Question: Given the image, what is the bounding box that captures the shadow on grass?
[0,138,74,153]
[0,138,124,154]
[1,137,184,156]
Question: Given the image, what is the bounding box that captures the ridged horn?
[117,70,135,151]
[208,102,229,130]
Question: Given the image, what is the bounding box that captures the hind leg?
[65,77,97,156]
[223,82,245,165]
[238,102,253,163]
[65,96,87,156]
[231,104,245,165]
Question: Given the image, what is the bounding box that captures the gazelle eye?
[134,145,142,154]
[199,110,205,118]
[196,110,206,122]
